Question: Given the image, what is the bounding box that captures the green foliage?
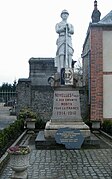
[0,107,46,157]
[0,81,17,103]
[0,119,24,157]
[102,120,112,135]
[18,107,46,129]
[18,108,37,119]
[35,118,46,129]
[0,81,17,92]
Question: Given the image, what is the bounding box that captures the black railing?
[0,91,17,104]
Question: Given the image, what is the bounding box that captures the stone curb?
[100,130,112,140]
[0,130,27,171]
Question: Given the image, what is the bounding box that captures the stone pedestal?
[11,171,28,179]
[26,121,36,129]
[45,121,90,138]
[44,87,90,139]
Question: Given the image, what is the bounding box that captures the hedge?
[102,120,112,136]
[0,119,24,157]
[0,108,46,157]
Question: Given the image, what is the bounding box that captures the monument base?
[11,171,28,179]
[35,131,100,150]
[44,120,90,139]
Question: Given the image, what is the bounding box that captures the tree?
[0,81,17,103]
[0,81,17,91]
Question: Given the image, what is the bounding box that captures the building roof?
[98,10,112,25]
[82,10,112,51]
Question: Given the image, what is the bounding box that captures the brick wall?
[90,26,103,121]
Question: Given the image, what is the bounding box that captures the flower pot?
[10,153,29,179]
[10,153,29,172]
[26,119,36,129]
[7,146,30,179]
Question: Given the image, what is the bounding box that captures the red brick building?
[82,1,112,128]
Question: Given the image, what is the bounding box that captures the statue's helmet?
[61,9,69,17]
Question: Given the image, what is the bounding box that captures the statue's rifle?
[65,24,68,68]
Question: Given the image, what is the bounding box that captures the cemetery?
[0,1,112,178]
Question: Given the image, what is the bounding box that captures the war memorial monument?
[36,10,90,149]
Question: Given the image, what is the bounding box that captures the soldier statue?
[55,10,74,73]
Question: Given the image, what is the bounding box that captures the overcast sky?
[0,0,112,85]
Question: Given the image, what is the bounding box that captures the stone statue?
[55,10,74,72]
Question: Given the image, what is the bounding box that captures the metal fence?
[0,91,17,104]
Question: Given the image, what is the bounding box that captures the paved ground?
[0,103,16,130]
[0,149,112,179]
[0,133,112,179]
[0,104,112,179]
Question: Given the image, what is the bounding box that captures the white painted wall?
[103,31,112,119]
[103,31,112,72]
[103,75,112,118]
